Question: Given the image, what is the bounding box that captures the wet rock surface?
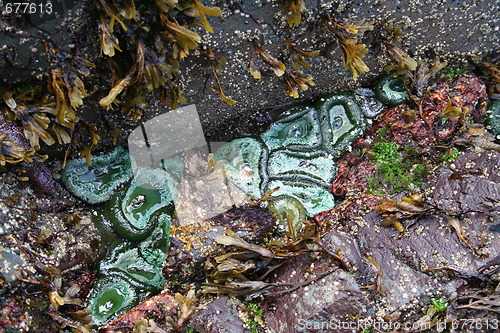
[262,247,372,333]
[188,296,250,333]
[431,151,500,214]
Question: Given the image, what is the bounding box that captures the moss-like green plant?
[368,141,425,194]
[430,298,448,313]
[371,141,401,162]
[441,148,459,162]
[242,300,265,333]
[445,68,468,78]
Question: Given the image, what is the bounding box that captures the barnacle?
[278,0,305,27]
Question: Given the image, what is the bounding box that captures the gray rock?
[262,245,372,333]
[188,296,251,333]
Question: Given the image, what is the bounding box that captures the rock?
[311,150,500,319]
[262,247,372,333]
[430,151,500,214]
[188,296,250,333]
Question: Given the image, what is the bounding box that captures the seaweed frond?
[161,82,186,109]
[207,50,236,105]
[185,0,221,33]
[154,0,179,13]
[46,45,94,129]
[97,0,135,31]
[160,13,202,60]
[283,72,315,98]
[78,125,100,165]
[278,0,305,28]
[0,133,35,165]
[285,38,320,73]
[99,37,178,115]
[337,35,370,80]
[383,43,418,76]
[325,17,374,80]
[99,14,122,57]
[250,41,286,78]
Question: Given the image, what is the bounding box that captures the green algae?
[61,146,132,204]
[368,141,425,195]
